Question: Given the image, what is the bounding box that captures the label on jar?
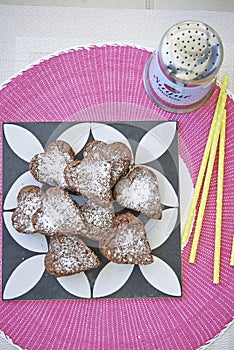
[148,53,213,105]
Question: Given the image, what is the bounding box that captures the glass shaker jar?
[143,21,223,113]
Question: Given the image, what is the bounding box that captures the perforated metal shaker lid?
[159,21,223,84]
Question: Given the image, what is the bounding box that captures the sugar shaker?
[143,21,223,113]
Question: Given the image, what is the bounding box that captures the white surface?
[0,331,22,350]
[152,0,234,11]
[0,0,234,11]
[0,0,147,7]
[0,4,233,350]
[3,255,46,300]
[139,255,182,296]
[0,6,234,94]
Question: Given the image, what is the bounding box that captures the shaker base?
[143,55,216,114]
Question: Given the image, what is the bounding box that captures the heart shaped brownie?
[100,213,153,265]
[12,185,44,234]
[64,150,112,205]
[45,235,101,277]
[113,166,162,219]
[83,141,132,186]
[80,199,115,241]
[32,187,87,236]
[29,140,75,188]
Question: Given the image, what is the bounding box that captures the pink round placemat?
[0,45,234,350]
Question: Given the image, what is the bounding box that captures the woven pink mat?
[0,45,234,350]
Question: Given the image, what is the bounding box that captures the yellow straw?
[230,236,234,266]
[189,97,227,263]
[182,76,229,244]
[213,109,226,284]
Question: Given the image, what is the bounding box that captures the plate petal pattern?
[3,212,48,253]
[146,167,179,207]
[139,256,182,296]
[57,272,91,298]
[135,122,177,164]
[91,123,133,156]
[2,120,183,299]
[145,208,178,250]
[57,123,91,154]
[179,157,194,235]
[3,124,44,162]
[3,255,46,300]
[3,171,42,210]
[93,262,134,298]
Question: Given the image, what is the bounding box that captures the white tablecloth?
[0,5,234,350]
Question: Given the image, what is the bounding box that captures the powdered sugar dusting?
[65,150,112,204]
[101,214,153,265]
[45,235,100,276]
[12,186,44,233]
[83,141,132,186]
[33,187,86,236]
[80,200,115,241]
[81,200,114,229]
[119,175,159,209]
[114,166,162,219]
[38,151,72,187]
[30,141,74,188]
